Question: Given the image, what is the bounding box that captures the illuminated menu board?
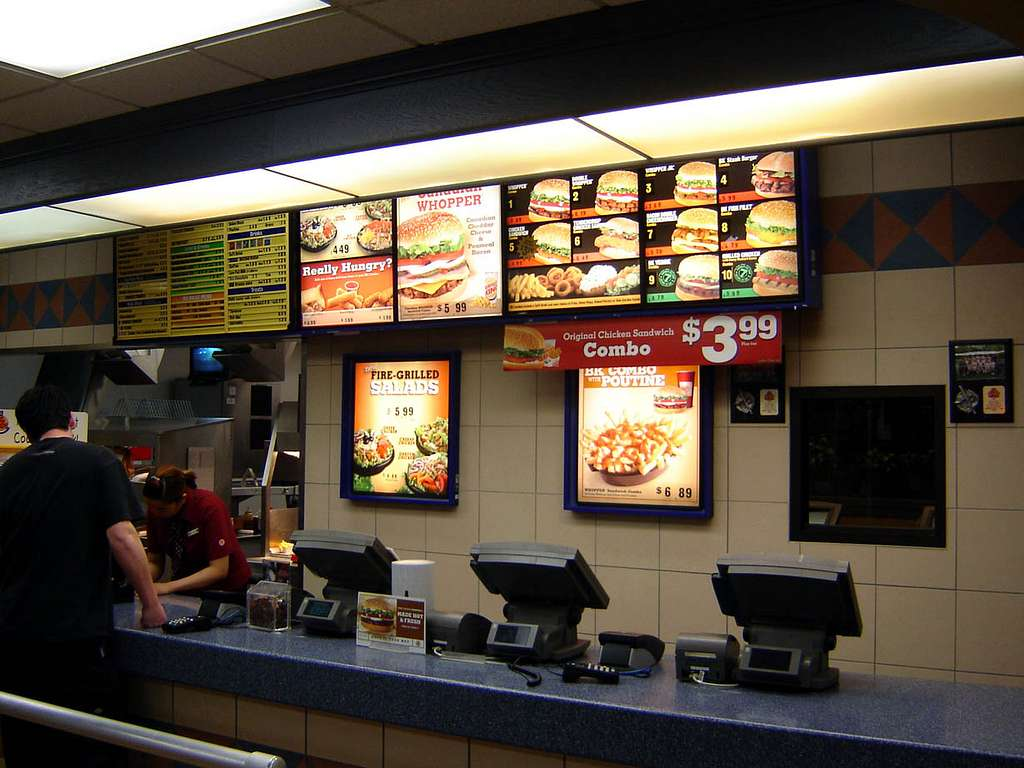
[299,200,394,328]
[341,353,460,506]
[116,213,289,341]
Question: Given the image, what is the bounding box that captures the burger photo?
[593,170,638,215]
[671,208,719,254]
[528,178,570,221]
[532,222,572,264]
[745,200,797,248]
[750,151,795,198]
[503,325,547,370]
[594,217,639,259]
[397,211,471,307]
[675,253,720,301]
[674,161,717,206]
[358,596,396,634]
[653,385,689,414]
[752,249,799,296]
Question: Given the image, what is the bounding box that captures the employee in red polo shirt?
[143,465,251,594]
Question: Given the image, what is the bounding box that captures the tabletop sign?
[356,592,426,654]
[0,410,89,461]
[116,213,289,341]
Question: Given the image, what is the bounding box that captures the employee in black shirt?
[0,385,166,767]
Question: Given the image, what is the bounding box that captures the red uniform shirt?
[146,488,251,592]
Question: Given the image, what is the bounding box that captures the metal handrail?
[0,690,285,768]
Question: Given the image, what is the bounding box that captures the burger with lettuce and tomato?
[397,211,470,307]
[503,325,546,370]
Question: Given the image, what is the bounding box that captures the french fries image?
[509,273,554,302]
[581,414,687,476]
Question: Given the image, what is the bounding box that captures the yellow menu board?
[116,213,289,340]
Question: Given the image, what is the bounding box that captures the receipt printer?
[676,633,739,684]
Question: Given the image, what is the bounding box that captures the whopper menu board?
[116,213,289,341]
[506,169,642,314]
[396,186,502,322]
[644,150,800,307]
[299,200,394,328]
[343,355,459,506]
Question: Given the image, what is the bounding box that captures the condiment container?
[247,580,290,631]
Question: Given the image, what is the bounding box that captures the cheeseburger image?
[532,222,571,264]
[594,217,639,259]
[671,207,719,254]
[528,178,570,221]
[751,151,795,198]
[358,596,396,634]
[674,161,717,206]
[503,325,546,370]
[397,211,470,306]
[675,253,720,301]
[653,385,689,413]
[752,249,799,296]
[594,170,638,215]
[745,200,797,248]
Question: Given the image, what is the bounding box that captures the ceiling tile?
[0,84,135,133]
[357,0,598,44]
[199,10,411,79]
[0,123,34,142]
[0,65,52,101]
[74,52,262,108]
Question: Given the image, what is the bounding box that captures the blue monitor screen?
[191,347,225,377]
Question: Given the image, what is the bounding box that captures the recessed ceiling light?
[0,1,328,77]
[0,207,137,250]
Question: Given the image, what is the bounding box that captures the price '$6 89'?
[681,313,779,364]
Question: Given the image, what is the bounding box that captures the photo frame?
[948,339,1013,424]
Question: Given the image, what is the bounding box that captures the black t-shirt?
[0,438,139,642]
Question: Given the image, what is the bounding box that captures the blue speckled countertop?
[111,601,1024,768]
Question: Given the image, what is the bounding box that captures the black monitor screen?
[290,529,395,594]
[470,542,609,610]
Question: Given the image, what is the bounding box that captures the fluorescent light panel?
[0,1,328,77]
[270,120,645,197]
[59,170,347,227]
[0,207,138,250]
[582,57,1024,158]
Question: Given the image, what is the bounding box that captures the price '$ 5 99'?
[681,313,779,365]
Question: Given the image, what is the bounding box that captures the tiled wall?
[304,124,1024,687]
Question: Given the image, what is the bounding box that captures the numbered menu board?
[341,353,460,506]
[566,365,711,518]
[116,213,289,341]
[299,200,394,328]
[644,150,801,307]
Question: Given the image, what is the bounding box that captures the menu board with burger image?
[506,168,642,314]
[396,186,502,322]
[342,354,459,506]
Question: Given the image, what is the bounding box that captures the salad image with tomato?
[405,453,448,496]
[353,428,394,475]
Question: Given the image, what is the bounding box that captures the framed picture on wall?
[948,338,1013,424]
[730,355,786,424]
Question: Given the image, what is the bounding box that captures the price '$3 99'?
[681,313,779,364]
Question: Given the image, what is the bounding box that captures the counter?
[111,601,1024,768]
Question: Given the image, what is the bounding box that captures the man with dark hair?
[0,385,166,767]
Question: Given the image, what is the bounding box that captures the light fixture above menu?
[0,207,138,250]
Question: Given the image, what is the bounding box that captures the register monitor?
[470,541,609,661]
[289,529,396,636]
[711,553,862,690]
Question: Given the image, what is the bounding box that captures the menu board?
[506,168,642,314]
[342,354,459,506]
[569,366,709,517]
[299,200,394,328]
[116,213,289,341]
[644,150,800,306]
[396,186,502,322]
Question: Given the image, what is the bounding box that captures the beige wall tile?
[832,660,874,675]
[537,371,564,426]
[956,591,1024,676]
[6,330,34,349]
[0,252,9,285]
[875,268,954,348]
[834,584,875,663]
[303,483,330,529]
[7,249,36,284]
[376,503,426,551]
[713,427,728,501]
[955,671,1024,688]
[32,328,61,348]
[35,244,66,281]
[876,509,956,589]
[875,586,955,669]
[952,125,1024,185]
[470,740,562,768]
[481,363,536,426]
[333,333,358,364]
[958,508,1024,592]
[659,570,726,641]
[426,490,479,555]
[713,367,730,428]
[307,711,382,767]
[799,542,876,584]
[875,347,946,386]
[330,363,342,426]
[595,516,659,569]
[818,141,873,197]
[946,428,956,507]
[595,566,659,638]
[727,501,797,555]
[426,326,481,360]
[480,326,506,361]
[459,426,481,491]
[479,427,536,492]
[65,240,97,277]
[329,425,341,494]
[173,684,236,738]
[61,325,94,346]
[329,495,375,535]
[566,758,636,768]
[800,349,876,386]
[461,361,481,426]
[876,664,954,682]
[727,428,788,502]
[96,239,113,273]
[306,337,332,366]
[478,583,506,624]
[122,676,173,724]
[304,568,327,599]
[479,492,535,542]
[536,425,563,495]
[660,505,727,575]
[872,133,951,192]
[430,552,478,614]
[304,424,331,483]
[536,494,595,562]
[957,428,1024,509]
[384,725,468,768]
[955,263,1024,340]
[94,324,114,345]
[800,272,875,350]
[237,697,305,754]
[305,364,332,424]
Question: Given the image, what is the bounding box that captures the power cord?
[507,658,542,688]
[688,670,738,688]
